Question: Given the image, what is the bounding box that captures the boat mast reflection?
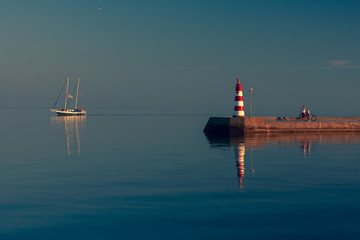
[50,116,86,156]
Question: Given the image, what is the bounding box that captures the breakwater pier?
[204,116,360,134]
[204,78,360,134]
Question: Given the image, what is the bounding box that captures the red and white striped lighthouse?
[233,78,245,117]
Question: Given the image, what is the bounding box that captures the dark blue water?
[0,109,359,239]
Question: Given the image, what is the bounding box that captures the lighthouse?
[233,78,245,117]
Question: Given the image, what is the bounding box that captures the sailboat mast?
[64,77,70,110]
[75,77,80,110]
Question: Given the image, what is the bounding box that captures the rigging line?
[51,79,67,108]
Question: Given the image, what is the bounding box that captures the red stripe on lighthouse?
[236,85,242,92]
[234,106,244,111]
[235,96,243,101]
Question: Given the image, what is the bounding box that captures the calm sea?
[0,109,359,239]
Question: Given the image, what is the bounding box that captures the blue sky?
[0,0,359,115]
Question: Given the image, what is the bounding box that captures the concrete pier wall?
[204,116,360,134]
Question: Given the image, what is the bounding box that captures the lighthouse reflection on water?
[234,142,253,189]
[204,130,360,189]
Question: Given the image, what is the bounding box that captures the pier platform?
[204,116,360,134]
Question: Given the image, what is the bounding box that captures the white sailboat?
[50,77,86,116]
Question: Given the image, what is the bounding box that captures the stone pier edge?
[204,116,360,133]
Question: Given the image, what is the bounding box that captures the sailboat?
[50,77,87,116]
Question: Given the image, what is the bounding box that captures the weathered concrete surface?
[203,117,244,136]
[204,116,360,133]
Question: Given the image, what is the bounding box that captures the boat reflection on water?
[50,116,86,156]
[204,130,360,188]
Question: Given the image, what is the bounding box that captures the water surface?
[0,109,359,239]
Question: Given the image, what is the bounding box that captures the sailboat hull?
[55,110,86,116]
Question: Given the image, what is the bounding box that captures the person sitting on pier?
[301,106,306,118]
